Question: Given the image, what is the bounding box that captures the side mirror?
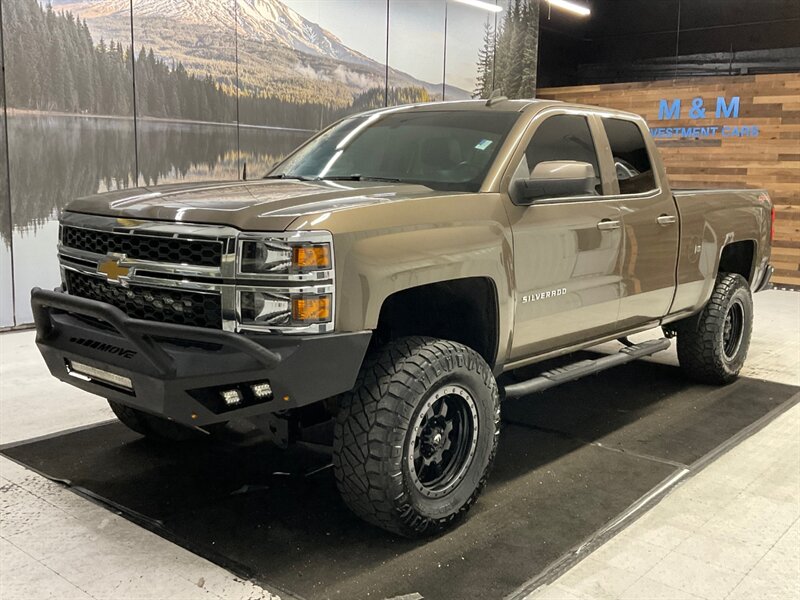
[511,160,596,205]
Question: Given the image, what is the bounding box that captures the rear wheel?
[108,400,213,442]
[676,273,753,385]
[333,337,500,537]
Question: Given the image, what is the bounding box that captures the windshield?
[268,110,519,192]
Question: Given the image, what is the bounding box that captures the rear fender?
[671,190,771,315]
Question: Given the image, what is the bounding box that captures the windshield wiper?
[263,174,316,181]
[321,175,403,183]
[266,173,404,183]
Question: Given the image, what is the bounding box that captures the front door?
[506,112,625,361]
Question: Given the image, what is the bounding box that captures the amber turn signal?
[292,244,331,271]
[292,294,331,322]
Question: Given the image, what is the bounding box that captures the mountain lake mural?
[0,0,537,326]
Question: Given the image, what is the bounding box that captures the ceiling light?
[452,0,504,13]
[548,0,590,17]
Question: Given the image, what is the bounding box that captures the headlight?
[238,234,332,276]
[235,232,335,333]
[238,289,332,328]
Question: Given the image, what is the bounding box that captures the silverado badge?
[522,288,567,304]
[97,255,131,284]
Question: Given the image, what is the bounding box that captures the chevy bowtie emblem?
[97,255,131,283]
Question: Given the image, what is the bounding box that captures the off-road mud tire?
[333,336,500,538]
[676,273,753,385]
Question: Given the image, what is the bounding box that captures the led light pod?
[220,389,243,406]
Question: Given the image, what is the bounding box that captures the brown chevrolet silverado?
[32,98,774,537]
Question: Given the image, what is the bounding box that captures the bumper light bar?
[67,360,133,391]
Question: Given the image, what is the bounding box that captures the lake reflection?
[4,113,310,325]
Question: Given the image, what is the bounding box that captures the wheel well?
[374,278,499,367]
[719,241,756,283]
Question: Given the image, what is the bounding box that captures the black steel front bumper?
[31,287,371,426]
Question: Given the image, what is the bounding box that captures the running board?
[503,338,671,400]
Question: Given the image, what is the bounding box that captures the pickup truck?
[32,98,774,537]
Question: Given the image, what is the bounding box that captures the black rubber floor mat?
[3,362,797,600]
[502,360,798,465]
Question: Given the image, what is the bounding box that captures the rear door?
[505,111,625,361]
[594,117,679,329]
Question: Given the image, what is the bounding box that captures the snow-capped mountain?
[56,0,375,68]
[51,0,469,99]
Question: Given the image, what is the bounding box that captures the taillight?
[759,193,775,243]
[771,206,776,243]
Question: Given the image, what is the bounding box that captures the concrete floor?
[1,289,798,599]
[523,401,800,600]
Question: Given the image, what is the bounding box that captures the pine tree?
[518,0,540,98]
[506,0,526,98]
[3,0,344,129]
[493,1,515,97]
[474,19,495,99]
[484,0,538,100]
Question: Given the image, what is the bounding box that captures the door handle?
[657,214,677,226]
[597,219,621,231]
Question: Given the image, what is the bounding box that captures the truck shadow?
[2,357,797,600]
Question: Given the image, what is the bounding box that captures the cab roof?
[359,99,548,116]
[357,98,643,122]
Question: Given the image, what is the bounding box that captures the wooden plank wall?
[538,73,800,289]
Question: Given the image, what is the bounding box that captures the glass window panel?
[277,109,518,192]
[0,14,12,327]
[3,0,136,324]
[444,1,496,100]
[387,0,445,106]
[601,117,657,194]
[521,114,602,195]
[133,0,239,185]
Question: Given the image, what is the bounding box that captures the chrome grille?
[57,213,335,334]
[65,270,222,329]
[61,226,223,267]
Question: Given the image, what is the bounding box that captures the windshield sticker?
[475,139,493,150]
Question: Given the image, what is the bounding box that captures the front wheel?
[333,337,500,537]
[676,273,754,385]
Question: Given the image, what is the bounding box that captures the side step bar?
[504,338,671,400]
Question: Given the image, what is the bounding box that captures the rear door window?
[601,118,657,194]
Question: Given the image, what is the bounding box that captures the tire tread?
[676,273,753,385]
[333,336,500,537]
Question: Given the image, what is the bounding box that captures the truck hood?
[66,179,454,232]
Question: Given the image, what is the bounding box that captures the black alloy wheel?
[408,384,479,500]
[722,299,745,361]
